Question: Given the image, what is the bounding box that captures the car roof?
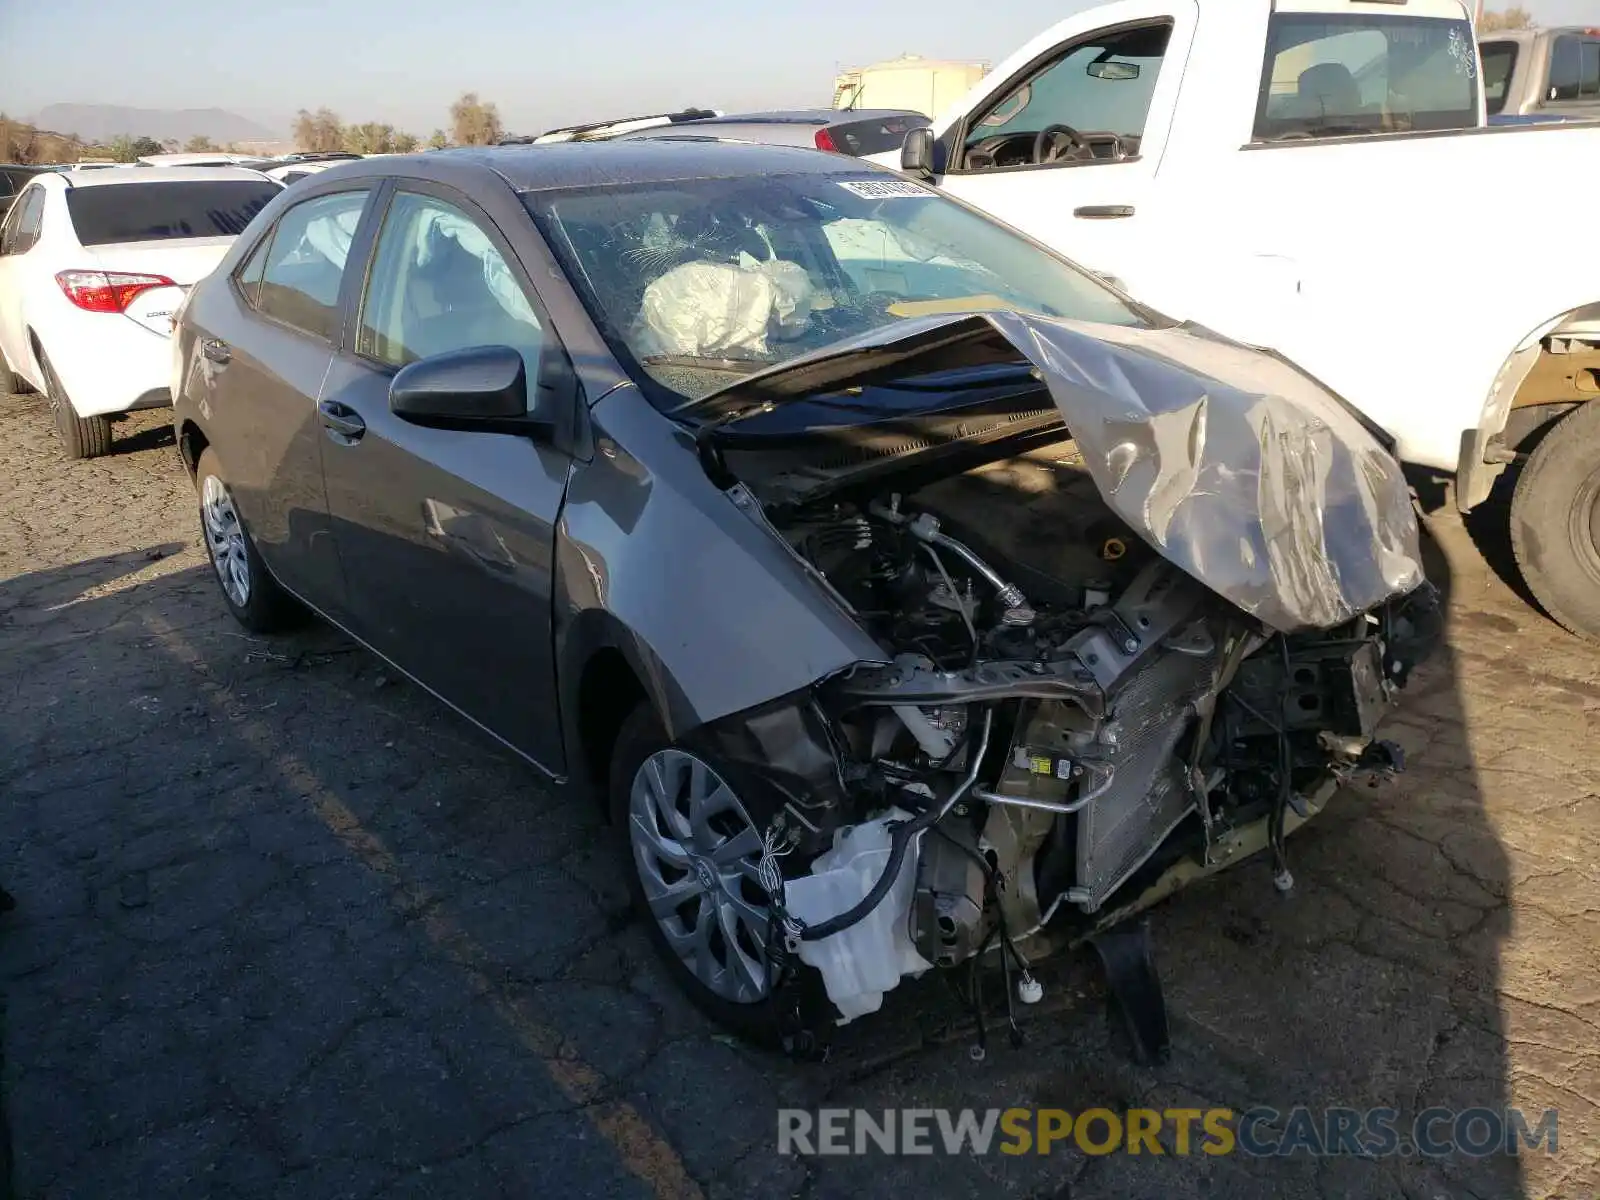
[314,139,893,194]
[33,165,279,189]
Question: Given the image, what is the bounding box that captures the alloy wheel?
[628,749,772,1003]
[201,474,252,608]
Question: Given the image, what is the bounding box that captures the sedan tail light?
[55,270,176,314]
[814,127,840,152]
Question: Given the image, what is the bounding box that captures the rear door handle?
[318,399,366,444]
[1074,205,1136,219]
[200,337,231,364]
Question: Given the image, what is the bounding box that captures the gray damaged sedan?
[171,141,1439,1052]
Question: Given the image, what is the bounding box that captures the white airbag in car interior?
[304,207,363,269]
[634,252,814,359]
[415,209,540,328]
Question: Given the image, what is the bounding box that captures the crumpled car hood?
[697,311,1424,632]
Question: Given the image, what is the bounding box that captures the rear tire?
[609,703,783,1044]
[1510,400,1600,641]
[39,350,112,459]
[194,447,301,633]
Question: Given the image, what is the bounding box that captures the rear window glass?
[1480,41,1518,114]
[65,181,279,246]
[829,114,932,157]
[1549,36,1583,101]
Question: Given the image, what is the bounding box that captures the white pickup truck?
[872,0,1600,639]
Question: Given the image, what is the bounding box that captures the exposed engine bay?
[690,429,1439,1047]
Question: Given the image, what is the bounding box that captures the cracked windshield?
[527,174,1145,403]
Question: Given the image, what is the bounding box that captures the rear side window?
[0,188,29,253]
[1,187,46,256]
[1254,13,1480,139]
[829,115,931,157]
[235,233,272,308]
[1549,36,1583,101]
[1480,41,1518,114]
[64,181,280,246]
[255,189,371,342]
[1583,41,1600,98]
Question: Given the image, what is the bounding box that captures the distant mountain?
[30,105,280,145]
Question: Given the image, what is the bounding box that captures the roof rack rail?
[502,108,720,146]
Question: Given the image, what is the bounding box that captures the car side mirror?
[900,127,936,179]
[390,345,548,435]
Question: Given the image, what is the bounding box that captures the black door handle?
[200,337,231,364]
[318,400,366,443]
[1074,205,1136,219]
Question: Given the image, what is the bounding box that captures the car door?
[203,186,376,618]
[930,6,1192,286]
[317,182,575,770]
[0,185,47,378]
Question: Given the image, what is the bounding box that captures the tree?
[336,122,420,154]
[292,107,345,153]
[342,122,386,154]
[450,93,502,146]
[184,134,219,152]
[108,135,138,162]
[427,128,449,150]
[1479,7,1534,30]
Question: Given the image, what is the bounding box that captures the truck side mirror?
[901,127,936,179]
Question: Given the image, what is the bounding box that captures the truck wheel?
[39,351,112,459]
[1511,400,1600,641]
[609,702,782,1043]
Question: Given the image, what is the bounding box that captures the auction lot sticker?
[837,179,933,199]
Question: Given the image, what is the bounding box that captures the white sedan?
[0,166,282,457]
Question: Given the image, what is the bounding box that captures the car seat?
[1298,63,1363,117]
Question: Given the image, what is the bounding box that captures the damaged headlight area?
[683,480,1441,1048]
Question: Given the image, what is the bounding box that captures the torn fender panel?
[555,387,887,741]
[698,312,1424,632]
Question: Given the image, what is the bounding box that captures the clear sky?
[2,0,1596,138]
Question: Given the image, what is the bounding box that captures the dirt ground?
[2,393,1597,1200]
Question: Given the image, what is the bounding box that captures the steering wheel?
[1033,123,1088,164]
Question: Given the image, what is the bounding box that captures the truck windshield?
[525,172,1151,407]
[1253,13,1480,140]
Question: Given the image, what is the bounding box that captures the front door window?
[959,23,1171,171]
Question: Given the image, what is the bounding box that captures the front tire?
[194,448,300,633]
[609,703,780,1042]
[1511,400,1600,641]
[39,351,111,459]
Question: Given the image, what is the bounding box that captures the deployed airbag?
[635,252,814,359]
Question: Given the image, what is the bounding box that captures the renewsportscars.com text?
[777,1107,1559,1159]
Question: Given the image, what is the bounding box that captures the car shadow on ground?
[0,513,1546,1197]
[107,418,176,457]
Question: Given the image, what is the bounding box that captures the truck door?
[925,2,1196,285]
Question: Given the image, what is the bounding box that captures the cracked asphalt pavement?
[2,392,1597,1200]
